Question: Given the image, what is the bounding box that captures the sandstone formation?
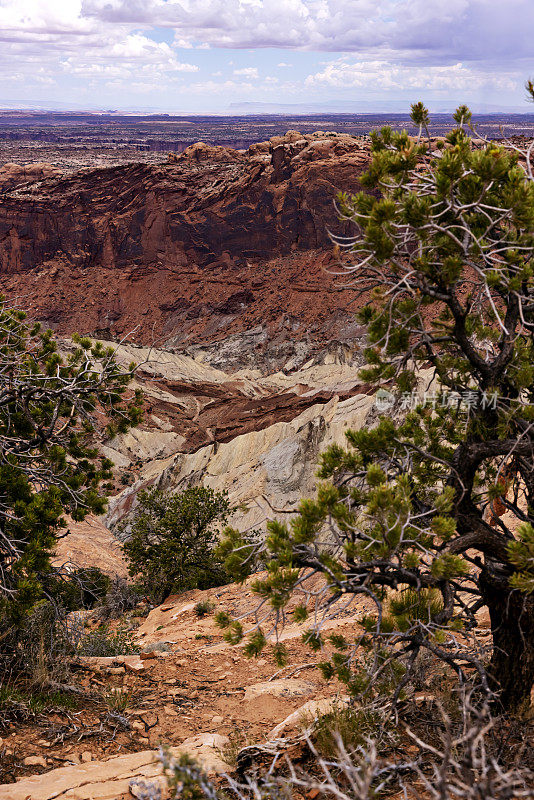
[95,339,377,535]
[0,132,371,369]
[2,736,230,800]
[0,161,62,191]
[52,515,129,577]
[97,347,433,546]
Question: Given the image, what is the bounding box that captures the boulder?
[243,679,316,701]
[1,736,231,800]
[270,696,350,739]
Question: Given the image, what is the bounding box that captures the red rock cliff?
[0,132,371,353]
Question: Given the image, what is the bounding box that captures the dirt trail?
[0,577,369,799]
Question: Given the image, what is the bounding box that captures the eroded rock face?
[101,340,377,535]
[52,515,129,577]
[0,132,371,366]
[0,161,62,191]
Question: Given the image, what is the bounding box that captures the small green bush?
[101,686,133,712]
[76,626,140,657]
[0,683,77,713]
[194,600,214,618]
[122,487,233,604]
[44,567,112,612]
[311,702,394,759]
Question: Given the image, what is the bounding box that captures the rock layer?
[0,132,371,365]
[99,340,377,534]
[2,736,230,800]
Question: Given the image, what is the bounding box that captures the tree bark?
[480,568,534,710]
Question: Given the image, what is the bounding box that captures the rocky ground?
[0,575,369,799]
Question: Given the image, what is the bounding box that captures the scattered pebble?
[22,755,47,768]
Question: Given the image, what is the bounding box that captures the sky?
[0,0,532,114]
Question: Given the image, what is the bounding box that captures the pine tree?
[122,486,231,603]
[0,300,141,631]
[221,97,534,711]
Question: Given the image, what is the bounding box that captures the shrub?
[76,626,140,657]
[311,702,393,760]
[101,686,133,713]
[132,698,534,799]
[0,683,78,714]
[194,600,214,618]
[9,600,73,685]
[122,487,232,604]
[44,567,112,612]
[95,576,144,621]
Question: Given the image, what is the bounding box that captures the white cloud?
[305,59,518,93]
[233,67,259,78]
[79,0,534,65]
[1,0,532,68]
[0,3,199,93]
[0,0,530,109]
[108,34,198,71]
[81,0,381,50]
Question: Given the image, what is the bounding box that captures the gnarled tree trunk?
[480,569,534,710]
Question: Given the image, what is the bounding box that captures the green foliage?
[293,603,308,622]
[215,526,257,582]
[76,625,140,657]
[194,600,214,618]
[223,620,243,645]
[215,611,231,628]
[243,628,266,657]
[122,487,232,603]
[273,642,288,667]
[508,523,534,593]
[312,702,394,760]
[219,104,534,710]
[44,567,112,612]
[0,682,78,713]
[0,300,140,637]
[101,686,133,712]
[387,588,444,632]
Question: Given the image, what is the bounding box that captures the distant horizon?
[1,108,533,149]
[1,106,534,118]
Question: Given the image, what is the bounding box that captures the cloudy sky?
[0,0,532,113]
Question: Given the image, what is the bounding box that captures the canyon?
[0,130,370,353]
[0,129,385,796]
[2,117,534,797]
[0,130,380,534]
